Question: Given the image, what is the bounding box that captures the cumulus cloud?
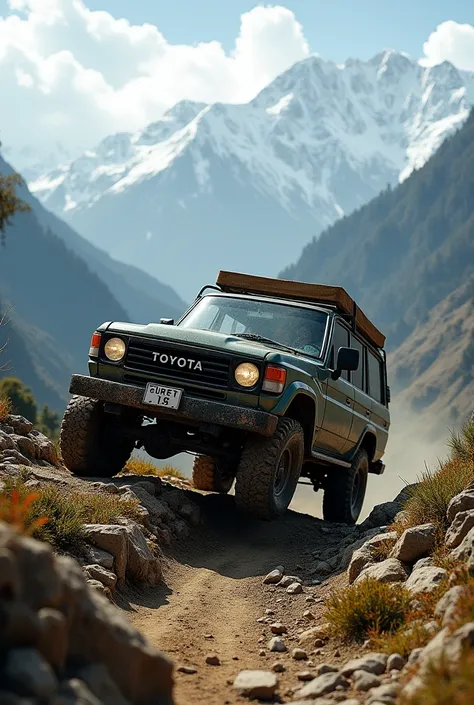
[421,20,474,71]
[0,0,309,169]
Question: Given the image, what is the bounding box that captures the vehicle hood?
[105,322,275,360]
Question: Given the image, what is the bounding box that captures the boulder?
[294,672,349,699]
[3,647,58,699]
[390,523,437,564]
[84,565,117,590]
[355,558,409,584]
[8,415,34,436]
[233,670,278,700]
[434,585,467,626]
[341,653,387,677]
[348,532,397,583]
[451,526,474,562]
[445,509,474,549]
[83,526,128,581]
[358,485,417,531]
[405,566,448,595]
[447,490,474,524]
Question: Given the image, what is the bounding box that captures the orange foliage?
[0,489,49,535]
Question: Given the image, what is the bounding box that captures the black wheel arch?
[283,391,317,456]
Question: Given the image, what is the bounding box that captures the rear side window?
[331,321,350,381]
[350,335,365,391]
[368,350,383,403]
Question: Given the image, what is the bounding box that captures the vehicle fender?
[346,423,379,462]
[269,381,322,427]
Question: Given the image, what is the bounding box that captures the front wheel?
[192,455,235,494]
[234,418,304,521]
[322,448,368,524]
[60,395,134,477]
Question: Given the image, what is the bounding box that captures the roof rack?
[216,270,385,349]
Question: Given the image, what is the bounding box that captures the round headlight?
[104,337,126,361]
[234,362,259,388]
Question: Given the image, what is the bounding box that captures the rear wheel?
[192,455,235,494]
[322,448,368,524]
[234,418,304,521]
[60,395,134,477]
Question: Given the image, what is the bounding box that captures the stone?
[413,557,434,569]
[10,535,62,610]
[87,578,111,597]
[28,430,59,465]
[358,485,417,531]
[233,670,278,700]
[1,448,32,466]
[77,663,130,705]
[272,662,285,673]
[407,648,423,665]
[177,665,198,674]
[348,532,398,583]
[277,575,302,588]
[205,654,220,666]
[355,558,409,584]
[82,546,114,571]
[13,435,37,460]
[83,525,128,581]
[0,600,42,647]
[264,567,284,584]
[8,415,34,436]
[405,566,448,594]
[37,608,68,671]
[387,653,405,671]
[3,647,57,699]
[366,682,400,703]
[446,509,474,549]
[0,547,21,599]
[434,585,467,626]
[303,610,315,620]
[295,672,349,699]
[341,653,388,677]
[390,523,437,563]
[316,664,339,675]
[84,565,117,590]
[447,489,474,524]
[296,671,315,681]
[451,526,474,562]
[268,637,287,652]
[298,624,330,645]
[287,581,303,594]
[352,670,381,691]
[270,622,287,634]
[292,648,308,660]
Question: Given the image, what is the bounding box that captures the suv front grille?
[124,338,231,389]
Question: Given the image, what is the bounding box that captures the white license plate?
[143,383,183,409]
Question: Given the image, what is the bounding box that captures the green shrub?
[0,376,37,422]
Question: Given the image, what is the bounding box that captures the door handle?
[346,398,352,405]
[365,410,371,417]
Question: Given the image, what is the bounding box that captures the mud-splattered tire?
[234,418,304,521]
[192,455,235,493]
[322,448,368,524]
[60,395,134,477]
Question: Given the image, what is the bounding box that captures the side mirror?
[160,318,174,325]
[332,347,359,380]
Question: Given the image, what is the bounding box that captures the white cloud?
[0,0,309,169]
[421,20,474,71]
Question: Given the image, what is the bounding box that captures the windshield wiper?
[235,333,299,355]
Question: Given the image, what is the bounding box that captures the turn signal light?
[262,365,287,393]
[89,332,102,358]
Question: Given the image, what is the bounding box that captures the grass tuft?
[372,621,433,658]
[0,395,12,422]
[123,457,186,479]
[0,478,144,551]
[324,577,412,643]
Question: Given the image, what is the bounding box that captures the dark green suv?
[60,271,390,524]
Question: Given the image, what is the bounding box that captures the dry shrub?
[400,649,474,705]
[0,394,12,422]
[372,620,433,658]
[325,577,412,643]
[123,456,185,479]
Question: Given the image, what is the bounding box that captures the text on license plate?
[143,383,183,409]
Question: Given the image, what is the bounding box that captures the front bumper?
[69,374,278,437]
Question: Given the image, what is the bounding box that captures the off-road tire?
[60,395,134,477]
[234,418,304,521]
[322,448,368,524]
[192,455,235,494]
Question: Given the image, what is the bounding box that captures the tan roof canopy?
[216,270,385,349]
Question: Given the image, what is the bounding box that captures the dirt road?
[123,493,352,704]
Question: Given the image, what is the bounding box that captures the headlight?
[104,337,126,361]
[234,362,259,387]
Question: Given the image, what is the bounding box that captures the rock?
[13,435,37,460]
[1,448,32,466]
[302,610,315,620]
[287,581,303,594]
[3,647,57,699]
[407,648,423,665]
[295,672,349,699]
[348,532,398,583]
[264,567,284,584]
[10,535,62,610]
[413,557,434,569]
[77,662,130,705]
[366,682,400,703]
[405,566,448,594]
[445,509,474,549]
[292,648,308,660]
[268,637,287,652]
[233,670,278,700]
[0,600,42,647]
[434,585,467,626]
[205,654,220,666]
[37,608,68,671]
[296,671,315,681]
[352,670,381,691]
[8,415,34,436]
[83,525,128,581]
[316,664,339,675]
[87,578,111,597]
[409,622,474,679]
[270,623,287,634]
[358,485,417,531]
[57,678,104,705]
[298,624,330,645]
[341,653,388,677]
[312,560,332,576]
[84,565,117,590]
[0,547,21,599]
[451,526,474,562]
[82,546,114,571]
[265,609,275,615]
[272,662,285,673]
[177,665,198,674]
[355,558,409,584]
[28,430,59,465]
[447,489,474,524]
[387,653,405,671]
[277,575,302,587]
[259,649,266,656]
[390,523,437,564]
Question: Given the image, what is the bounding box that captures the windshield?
[178,295,329,358]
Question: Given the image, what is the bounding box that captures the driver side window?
[330,321,350,381]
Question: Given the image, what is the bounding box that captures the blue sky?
[27,0,472,63]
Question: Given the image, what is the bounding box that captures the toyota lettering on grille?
[151,351,203,371]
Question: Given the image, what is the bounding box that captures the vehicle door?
[317,319,355,455]
[345,333,372,452]
[367,348,390,457]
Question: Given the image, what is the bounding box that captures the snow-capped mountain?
[30,51,474,300]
